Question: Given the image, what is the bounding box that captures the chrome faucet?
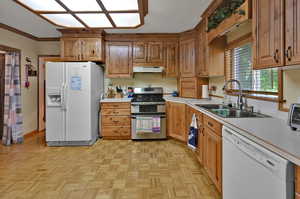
[223,79,245,110]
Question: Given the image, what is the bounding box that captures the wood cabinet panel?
[285,0,300,65]
[61,38,81,61]
[208,37,226,77]
[253,0,284,69]
[167,102,186,142]
[101,126,131,138]
[197,21,208,77]
[106,42,133,78]
[102,116,131,126]
[81,38,103,61]
[101,108,131,116]
[203,115,222,136]
[148,42,164,64]
[60,37,104,62]
[133,42,148,63]
[204,127,222,193]
[101,102,131,109]
[180,39,196,77]
[165,41,179,77]
[179,77,209,99]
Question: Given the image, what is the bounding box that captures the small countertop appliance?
[288,103,300,131]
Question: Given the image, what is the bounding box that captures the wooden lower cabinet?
[204,127,222,193]
[100,102,131,140]
[166,102,187,142]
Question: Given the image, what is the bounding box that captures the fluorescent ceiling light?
[101,0,139,11]
[110,13,140,27]
[17,0,65,11]
[60,0,102,11]
[42,14,84,27]
[76,14,112,27]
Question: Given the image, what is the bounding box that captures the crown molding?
[0,23,60,41]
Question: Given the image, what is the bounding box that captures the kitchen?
[0,0,300,198]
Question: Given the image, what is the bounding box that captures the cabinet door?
[180,39,196,77]
[147,42,164,64]
[133,42,148,63]
[168,102,186,142]
[285,0,300,65]
[197,21,208,77]
[60,38,81,61]
[81,38,104,61]
[253,0,284,69]
[204,127,222,192]
[165,41,179,77]
[106,42,133,78]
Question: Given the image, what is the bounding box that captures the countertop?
[164,96,300,166]
[100,98,132,103]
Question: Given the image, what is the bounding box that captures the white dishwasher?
[222,126,294,199]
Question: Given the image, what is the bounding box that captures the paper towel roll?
[202,85,209,99]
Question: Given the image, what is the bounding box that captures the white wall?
[0,27,60,134]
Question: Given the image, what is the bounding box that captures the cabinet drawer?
[101,109,130,116]
[102,116,131,126]
[101,102,130,109]
[203,115,222,135]
[102,126,131,137]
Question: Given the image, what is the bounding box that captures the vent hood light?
[133,67,164,73]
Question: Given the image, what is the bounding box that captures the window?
[226,42,279,97]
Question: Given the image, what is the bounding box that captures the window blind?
[225,43,278,93]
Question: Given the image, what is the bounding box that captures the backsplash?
[104,73,178,94]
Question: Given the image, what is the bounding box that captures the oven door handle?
[131,116,166,119]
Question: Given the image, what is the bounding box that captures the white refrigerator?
[45,62,104,146]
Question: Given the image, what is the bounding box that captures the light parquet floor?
[0,134,221,199]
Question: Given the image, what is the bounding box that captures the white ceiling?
[0,0,213,38]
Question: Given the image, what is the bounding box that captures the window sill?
[210,93,284,103]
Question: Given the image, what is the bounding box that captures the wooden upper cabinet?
[285,0,300,65]
[133,41,164,66]
[81,38,103,61]
[180,39,196,77]
[61,38,81,61]
[133,42,148,63]
[148,42,164,64]
[60,37,104,62]
[208,37,226,77]
[197,21,209,77]
[106,42,133,78]
[253,0,284,69]
[164,41,179,77]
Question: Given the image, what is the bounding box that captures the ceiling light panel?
[101,0,139,11]
[110,13,140,27]
[41,14,84,27]
[60,0,102,11]
[76,14,112,27]
[17,0,65,11]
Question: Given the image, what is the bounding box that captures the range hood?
[133,66,164,73]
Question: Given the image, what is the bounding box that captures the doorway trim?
[37,55,60,132]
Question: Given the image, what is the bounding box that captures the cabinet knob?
[286,46,292,62]
[273,49,279,63]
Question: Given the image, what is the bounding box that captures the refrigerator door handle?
[60,83,66,111]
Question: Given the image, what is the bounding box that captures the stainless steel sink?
[195,104,270,118]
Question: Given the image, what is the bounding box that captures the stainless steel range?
[131,87,167,140]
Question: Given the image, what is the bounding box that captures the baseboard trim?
[24,130,45,139]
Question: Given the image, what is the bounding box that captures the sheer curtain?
[2,52,23,145]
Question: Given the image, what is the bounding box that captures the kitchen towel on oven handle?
[188,114,198,150]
